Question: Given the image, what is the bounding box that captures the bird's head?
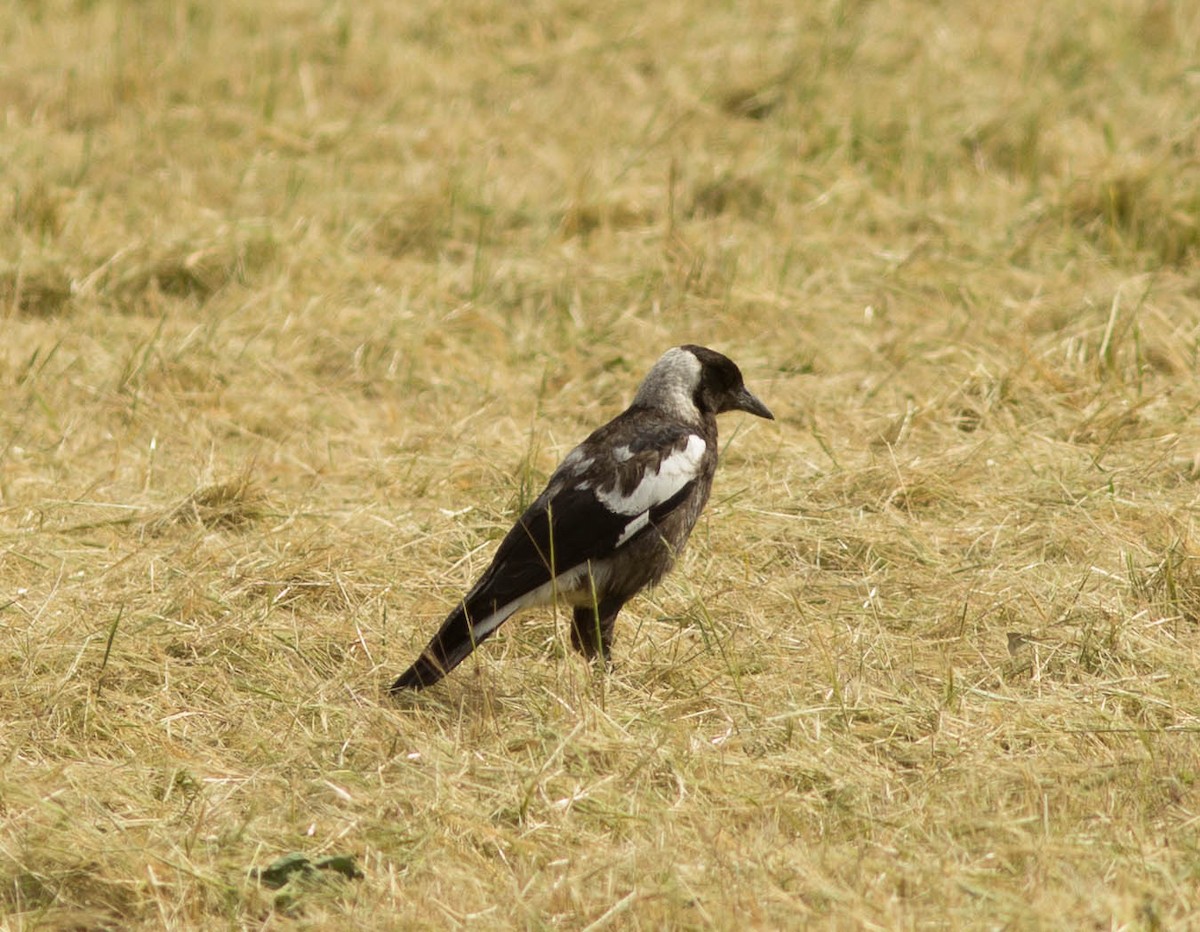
[634,345,774,423]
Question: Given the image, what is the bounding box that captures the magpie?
[390,345,773,692]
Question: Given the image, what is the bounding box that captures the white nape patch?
[632,347,703,423]
[467,561,612,642]
[597,433,705,517]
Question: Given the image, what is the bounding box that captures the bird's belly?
[596,521,692,600]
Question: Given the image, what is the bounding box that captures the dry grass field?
[3,0,1200,927]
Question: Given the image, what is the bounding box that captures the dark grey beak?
[731,386,774,420]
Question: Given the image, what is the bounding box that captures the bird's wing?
[479,417,707,603]
[391,418,706,690]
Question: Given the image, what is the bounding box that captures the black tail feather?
[389,602,475,692]
[390,585,520,692]
[390,651,452,691]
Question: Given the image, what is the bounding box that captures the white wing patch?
[598,433,705,519]
[560,448,595,475]
[614,512,650,548]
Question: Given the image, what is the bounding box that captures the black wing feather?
[473,413,701,597]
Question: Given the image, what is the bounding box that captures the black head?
[682,345,775,420]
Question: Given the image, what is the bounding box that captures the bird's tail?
[389,589,517,692]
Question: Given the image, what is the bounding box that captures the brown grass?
[3,0,1200,927]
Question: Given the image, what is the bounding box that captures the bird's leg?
[570,595,624,664]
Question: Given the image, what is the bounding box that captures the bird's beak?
[731,386,774,420]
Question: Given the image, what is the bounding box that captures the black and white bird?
[390,345,773,692]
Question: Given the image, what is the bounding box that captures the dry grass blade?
[145,474,271,534]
